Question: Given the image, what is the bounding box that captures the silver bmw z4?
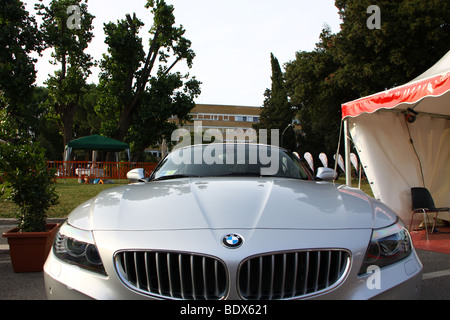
[44,143,423,300]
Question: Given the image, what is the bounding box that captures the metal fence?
[47,161,158,181]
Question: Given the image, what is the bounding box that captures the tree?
[0,1,59,233]
[35,84,105,161]
[285,0,450,156]
[74,83,103,137]
[333,0,450,95]
[0,0,42,139]
[254,53,295,150]
[285,27,345,156]
[36,0,95,148]
[127,74,201,161]
[30,86,65,160]
[96,0,200,159]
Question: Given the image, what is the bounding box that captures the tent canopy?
[342,52,450,119]
[67,135,129,152]
[341,51,450,225]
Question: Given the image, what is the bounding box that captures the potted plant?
[1,142,60,272]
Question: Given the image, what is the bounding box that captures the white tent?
[341,50,450,226]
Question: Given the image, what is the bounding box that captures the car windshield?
[150,144,310,181]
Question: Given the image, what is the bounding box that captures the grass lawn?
[0,179,129,219]
[336,177,374,198]
[0,177,374,219]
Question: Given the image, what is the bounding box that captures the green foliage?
[254,53,295,150]
[127,74,201,159]
[36,0,95,146]
[285,27,345,156]
[97,0,200,160]
[0,2,58,232]
[0,142,59,232]
[0,0,42,135]
[334,0,450,94]
[285,0,450,156]
[74,84,104,137]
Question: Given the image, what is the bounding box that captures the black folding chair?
[409,187,450,241]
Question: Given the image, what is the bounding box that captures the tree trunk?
[131,144,147,162]
[114,26,161,142]
[115,102,135,142]
[60,102,78,147]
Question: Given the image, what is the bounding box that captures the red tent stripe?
[341,72,450,119]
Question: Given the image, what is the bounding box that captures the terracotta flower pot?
[2,223,60,273]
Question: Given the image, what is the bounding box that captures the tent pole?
[344,118,352,186]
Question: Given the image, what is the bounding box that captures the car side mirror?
[127,168,146,182]
[315,167,337,181]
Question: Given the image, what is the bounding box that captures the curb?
[0,218,66,226]
[0,218,18,226]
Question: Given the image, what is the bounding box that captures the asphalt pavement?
[0,219,65,300]
[1,220,449,300]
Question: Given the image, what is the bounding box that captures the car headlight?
[53,222,107,276]
[359,220,412,275]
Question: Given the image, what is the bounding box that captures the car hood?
[68,177,397,231]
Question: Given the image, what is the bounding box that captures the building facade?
[148,104,262,158]
[175,104,261,134]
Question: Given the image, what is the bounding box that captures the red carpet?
[410,227,450,254]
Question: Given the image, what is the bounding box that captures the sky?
[25,0,342,107]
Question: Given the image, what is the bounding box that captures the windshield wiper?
[152,174,200,181]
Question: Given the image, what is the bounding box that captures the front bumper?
[44,228,423,300]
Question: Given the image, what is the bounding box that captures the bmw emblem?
[222,234,243,249]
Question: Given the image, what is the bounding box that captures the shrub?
[0,142,59,232]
